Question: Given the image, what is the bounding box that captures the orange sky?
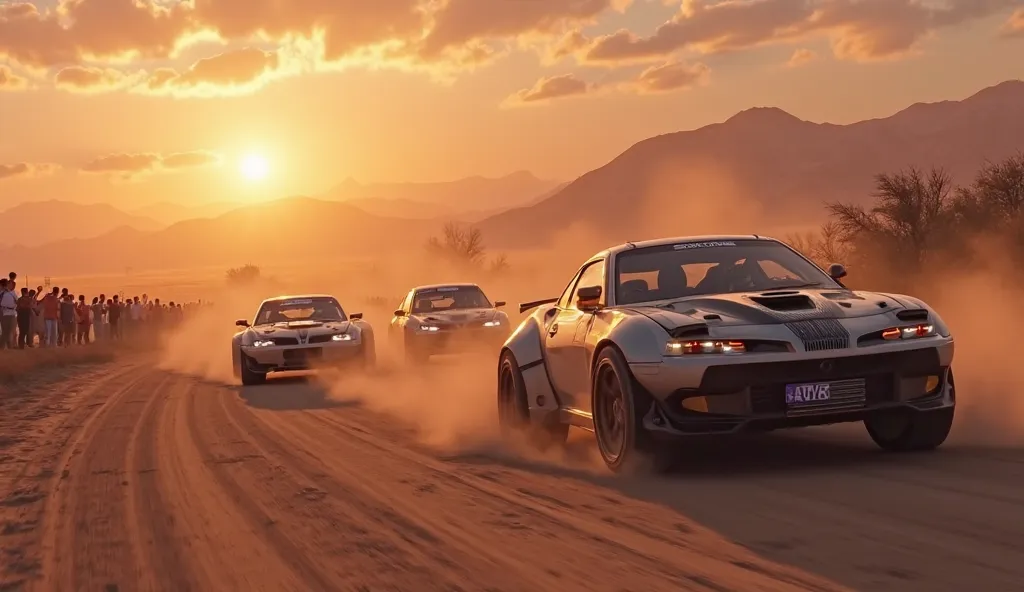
[1,0,1022,210]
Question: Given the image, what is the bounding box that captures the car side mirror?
[494,301,506,308]
[235,319,250,327]
[576,285,602,311]
[394,309,406,317]
[827,263,848,281]
[350,312,363,320]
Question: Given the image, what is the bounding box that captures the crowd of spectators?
[0,271,207,350]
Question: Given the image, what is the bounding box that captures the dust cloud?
[155,177,1024,462]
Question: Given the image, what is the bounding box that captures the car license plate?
[785,381,831,406]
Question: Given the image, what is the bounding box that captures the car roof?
[260,294,337,303]
[411,282,481,292]
[593,235,779,260]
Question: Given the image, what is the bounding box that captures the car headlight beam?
[483,320,502,327]
[332,333,353,341]
[252,339,275,347]
[417,325,440,332]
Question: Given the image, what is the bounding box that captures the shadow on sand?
[233,374,361,411]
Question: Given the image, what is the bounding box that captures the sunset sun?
[239,153,269,181]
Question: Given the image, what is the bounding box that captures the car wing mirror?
[827,263,848,281]
[350,312,363,320]
[394,309,406,317]
[576,285,602,311]
[235,319,250,327]
[494,301,506,308]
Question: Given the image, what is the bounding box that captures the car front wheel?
[865,369,955,452]
[592,346,674,474]
[238,351,267,386]
[497,350,568,450]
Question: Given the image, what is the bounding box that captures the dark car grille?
[699,348,942,395]
[784,318,850,351]
[272,337,299,346]
[308,334,335,344]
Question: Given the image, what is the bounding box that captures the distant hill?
[131,200,244,225]
[476,80,1024,248]
[3,196,432,276]
[0,200,163,248]
[326,171,561,216]
[343,180,572,222]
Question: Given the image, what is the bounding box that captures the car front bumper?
[408,327,509,354]
[629,340,955,437]
[242,341,363,371]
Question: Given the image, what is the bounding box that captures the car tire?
[592,346,674,474]
[865,369,955,452]
[362,333,377,370]
[497,350,569,450]
[239,351,267,386]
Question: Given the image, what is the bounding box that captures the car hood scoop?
[749,292,815,311]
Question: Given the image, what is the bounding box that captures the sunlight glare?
[239,153,269,182]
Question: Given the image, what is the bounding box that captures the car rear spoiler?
[519,298,558,314]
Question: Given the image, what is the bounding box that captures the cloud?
[138,47,286,97]
[630,60,710,93]
[1002,8,1024,37]
[0,64,28,90]
[581,0,1020,65]
[54,65,135,93]
[0,162,59,181]
[504,73,594,106]
[786,47,818,67]
[80,151,221,178]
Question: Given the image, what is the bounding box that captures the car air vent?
[668,324,710,339]
[750,294,815,312]
[702,314,721,321]
[821,291,864,300]
[759,290,799,296]
[896,308,928,321]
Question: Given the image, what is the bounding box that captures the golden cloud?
[0,64,28,90]
[80,150,221,178]
[0,162,59,180]
[503,73,594,106]
[786,47,818,67]
[631,60,710,93]
[54,65,134,93]
[1002,8,1024,37]
[581,0,1020,65]
[138,47,286,97]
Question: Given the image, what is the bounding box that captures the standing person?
[17,288,34,348]
[91,297,104,343]
[97,293,107,340]
[59,294,76,347]
[40,288,59,347]
[0,279,16,349]
[77,295,91,345]
[30,288,44,346]
[108,297,121,340]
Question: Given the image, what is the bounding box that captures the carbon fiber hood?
[627,289,903,329]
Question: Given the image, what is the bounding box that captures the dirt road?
[1,359,1022,591]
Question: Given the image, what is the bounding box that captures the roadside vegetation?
[426,222,510,276]
[787,152,1024,291]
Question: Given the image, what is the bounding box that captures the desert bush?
[822,154,1024,288]
[426,222,510,276]
[226,263,262,285]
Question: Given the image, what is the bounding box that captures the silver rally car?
[232,294,375,385]
[389,283,510,363]
[498,235,956,473]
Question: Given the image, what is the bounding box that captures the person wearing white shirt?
[0,279,18,349]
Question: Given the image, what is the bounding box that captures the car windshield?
[412,286,491,313]
[615,239,838,305]
[254,297,346,325]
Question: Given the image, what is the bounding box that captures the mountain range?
[4,79,1022,275]
[0,200,163,248]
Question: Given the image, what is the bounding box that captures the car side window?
[569,261,605,310]
[557,268,584,309]
[401,292,413,313]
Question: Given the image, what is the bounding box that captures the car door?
[544,260,605,411]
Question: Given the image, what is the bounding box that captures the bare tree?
[827,167,954,270]
[426,222,487,268]
[226,264,261,285]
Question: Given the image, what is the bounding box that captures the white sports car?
[389,283,510,363]
[499,235,956,473]
[232,294,375,385]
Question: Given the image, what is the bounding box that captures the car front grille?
[784,318,850,351]
[272,337,299,346]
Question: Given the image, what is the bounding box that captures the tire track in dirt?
[1,364,141,589]
[235,391,844,591]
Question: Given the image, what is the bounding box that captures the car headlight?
[665,339,747,356]
[332,333,353,341]
[252,339,275,347]
[483,320,502,327]
[417,325,439,332]
[881,324,935,340]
